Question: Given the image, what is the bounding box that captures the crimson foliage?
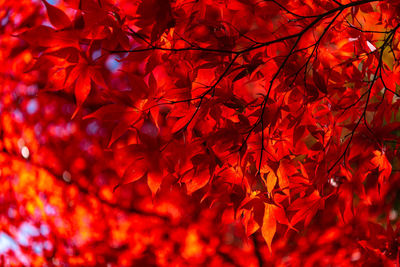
[1,0,400,266]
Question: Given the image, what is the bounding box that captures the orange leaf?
[277,162,290,196]
[262,203,276,253]
[371,150,391,171]
[267,171,277,194]
[371,150,392,187]
[260,165,277,194]
[147,171,163,196]
[241,209,260,237]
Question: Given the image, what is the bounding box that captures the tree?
[1,0,400,265]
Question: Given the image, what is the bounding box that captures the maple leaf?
[67,63,110,118]
[43,0,72,29]
[260,165,277,194]
[371,150,392,186]
[74,68,91,105]
[289,190,324,227]
[113,157,147,191]
[262,203,276,253]
[7,0,400,264]
[147,170,163,196]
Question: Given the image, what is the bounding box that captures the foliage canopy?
[1,0,400,265]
